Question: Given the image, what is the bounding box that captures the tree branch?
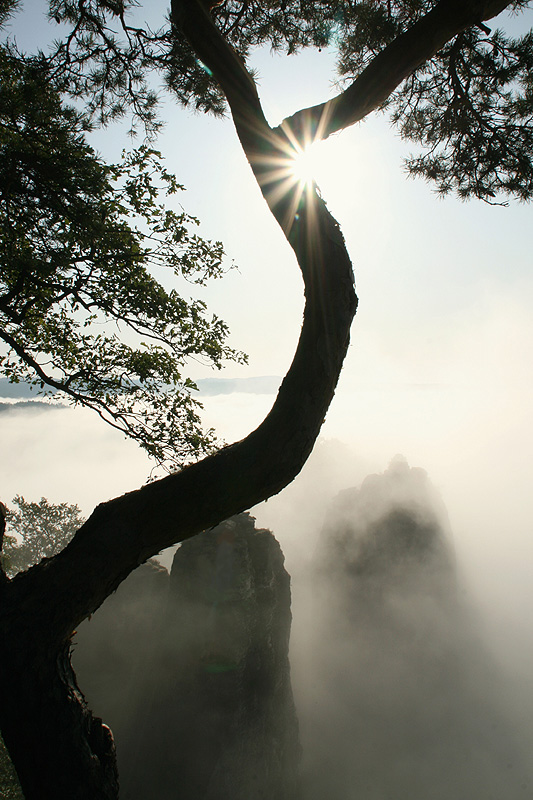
[275,0,514,145]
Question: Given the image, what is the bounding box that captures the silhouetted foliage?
[20,1,533,202]
[392,25,533,200]
[1,496,85,575]
[0,36,245,469]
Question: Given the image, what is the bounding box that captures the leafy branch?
[0,49,246,470]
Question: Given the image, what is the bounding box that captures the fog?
[254,454,533,799]
[63,437,533,798]
[2,308,533,797]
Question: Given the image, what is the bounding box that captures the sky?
[2,0,533,702]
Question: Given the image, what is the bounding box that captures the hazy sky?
[2,1,533,691]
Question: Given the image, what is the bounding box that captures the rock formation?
[120,512,300,800]
[313,453,456,618]
[297,455,531,800]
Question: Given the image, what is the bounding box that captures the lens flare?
[290,141,324,187]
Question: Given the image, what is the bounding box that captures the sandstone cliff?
[121,513,300,800]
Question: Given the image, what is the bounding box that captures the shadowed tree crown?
[1,496,85,576]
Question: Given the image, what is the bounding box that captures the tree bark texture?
[0,631,117,799]
[0,0,516,797]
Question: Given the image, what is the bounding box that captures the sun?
[289,141,326,187]
[263,131,349,228]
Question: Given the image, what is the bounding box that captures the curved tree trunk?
[0,0,514,797]
[0,7,357,792]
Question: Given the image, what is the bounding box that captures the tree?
[0,496,85,577]
[0,1,532,798]
[0,495,80,799]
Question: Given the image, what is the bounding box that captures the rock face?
[121,513,300,800]
[298,456,531,800]
[313,454,456,617]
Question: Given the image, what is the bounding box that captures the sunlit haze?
[289,136,349,189]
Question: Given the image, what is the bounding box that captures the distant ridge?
[0,376,282,400]
[194,375,281,396]
[0,401,62,414]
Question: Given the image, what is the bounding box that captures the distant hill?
[194,375,281,395]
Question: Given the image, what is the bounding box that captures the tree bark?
[0,629,117,799]
[0,0,516,797]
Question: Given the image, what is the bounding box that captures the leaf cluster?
[336,0,435,77]
[36,0,352,121]
[0,49,246,469]
[47,0,169,133]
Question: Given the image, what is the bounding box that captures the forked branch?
[7,0,516,641]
